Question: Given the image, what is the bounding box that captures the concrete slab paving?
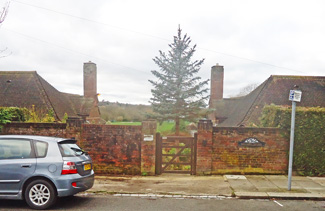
[91,175,232,196]
[294,180,325,193]
[309,177,325,186]
[292,176,314,181]
[87,175,325,200]
[225,176,258,192]
[224,175,247,180]
[246,175,281,192]
[265,175,304,190]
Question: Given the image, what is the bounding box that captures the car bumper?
[55,170,95,197]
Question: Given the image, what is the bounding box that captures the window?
[0,139,34,159]
[35,141,48,158]
[59,141,86,157]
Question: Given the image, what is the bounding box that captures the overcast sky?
[0,0,324,104]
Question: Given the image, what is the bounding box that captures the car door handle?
[21,164,32,168]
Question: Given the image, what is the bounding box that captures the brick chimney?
[83,61,97,99]
[209,64,224,108]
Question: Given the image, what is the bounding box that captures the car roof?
[0,135,75,143]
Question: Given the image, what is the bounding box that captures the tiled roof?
[0,71,96,120]
[215,75,325,127]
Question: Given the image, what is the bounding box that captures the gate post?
[192,133,197,175]
[141,120,157,176]
[196,119,213,175]
[155,133,162,175]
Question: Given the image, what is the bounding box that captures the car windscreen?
[58,142,87,157]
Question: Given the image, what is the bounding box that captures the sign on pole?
[289,90,302,102]
[288,89,302,191]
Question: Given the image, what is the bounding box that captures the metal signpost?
[288,89,302,191]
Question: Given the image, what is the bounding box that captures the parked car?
[0,135,94,210]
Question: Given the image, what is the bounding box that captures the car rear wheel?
[24,179,57,210]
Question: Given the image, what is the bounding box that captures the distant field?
[109,122,142,126]
[109,121,173,130]
[109,121,189,135]
[157,121,175,134]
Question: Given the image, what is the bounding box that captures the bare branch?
[0,2,11,59]
[0,47,12,58]
[236,83,259,97]
[0,1,10,24]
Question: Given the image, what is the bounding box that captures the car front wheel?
[24,179,57,210]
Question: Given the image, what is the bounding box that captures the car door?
[0,138,36,195]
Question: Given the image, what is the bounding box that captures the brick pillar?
[141,120,157,176]
[66,117,82,142]
[66,117,83,128]
[196,119,213,175]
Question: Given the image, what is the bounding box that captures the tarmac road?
[0,195,324,211]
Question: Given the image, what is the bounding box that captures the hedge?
[0,107,30,122]
[260,105,325,176]
[0,107,31,131]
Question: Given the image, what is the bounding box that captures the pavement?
[86,174,325,200]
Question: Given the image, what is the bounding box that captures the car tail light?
[61,161,78,175]
[72,182,77,187]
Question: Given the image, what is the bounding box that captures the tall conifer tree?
[149,27,209,135]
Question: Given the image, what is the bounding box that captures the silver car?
[0,135,94,210]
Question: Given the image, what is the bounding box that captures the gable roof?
[0,71,95,120]
[214,75,325,127]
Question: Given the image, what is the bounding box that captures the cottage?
[209,64,325,126]
[0,61,103,123]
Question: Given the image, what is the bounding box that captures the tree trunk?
[175,117,180,135]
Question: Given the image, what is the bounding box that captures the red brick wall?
[1,122,69,137]
[1,122,142,175]
[211,127,288,174]
[2,121,289,176]
[81,124,142,175]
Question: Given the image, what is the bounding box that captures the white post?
[288,100,296,191]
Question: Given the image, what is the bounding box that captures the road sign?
[288,89,302,190]
[289,90,302,102]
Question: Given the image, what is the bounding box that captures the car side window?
[0,139,34,159]
[34,141,48,158]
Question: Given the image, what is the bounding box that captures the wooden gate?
[155,134,197,175]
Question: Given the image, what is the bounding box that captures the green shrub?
[61,112,68,123]
[0,107,30,122]
[0,107,32,131]
[260,105,325,176]
[0,108,12,125]
[41,109,55,123]
[0,106,57,125]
